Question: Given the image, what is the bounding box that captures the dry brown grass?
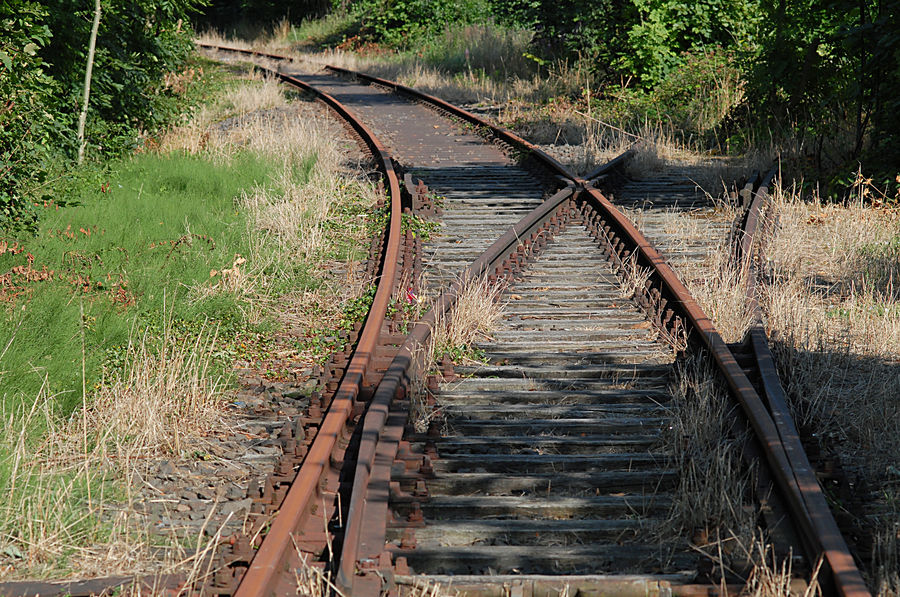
[0,59,379,581]
[758,180,900,594]
[164,66,379,333]
[0,318,227,579]
[660,357,757,557]
[195,30,776,184]
[399,578,452,597]
[158,69,288,156]
[409,275,505,432]
[74,319,224,458]
[198,24,587,106]
[625,196,750,343]
[293,551,341,596]
[428,274,505,365]
[742,538,822,597]
[762,183,900,443]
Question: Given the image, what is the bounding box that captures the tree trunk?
[76,0,101,164]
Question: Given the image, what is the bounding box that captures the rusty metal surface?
[201,42,868,596]
[336,185,576,592]
[730,170,870,597]
[321,66,576,182]
[226,68,403,597]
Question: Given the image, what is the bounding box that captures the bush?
[351,0,492,47]
[619,0,760,86]
[0,0,204,231]
[419,22,535,79]
[0,2,65,231]
[647,49,746,135]
[41,0,198,156]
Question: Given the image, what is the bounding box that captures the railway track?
[0,44,872,597]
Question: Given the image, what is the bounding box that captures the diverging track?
[6,44,867,597]
[203,44,868,597]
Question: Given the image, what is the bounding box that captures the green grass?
[0,148,318,577]
[0,150,307,417]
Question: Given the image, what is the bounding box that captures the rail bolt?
[400,528,417,549]
[408,502,424,523]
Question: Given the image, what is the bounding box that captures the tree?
[750,0,900,176]
[76,0,102,164]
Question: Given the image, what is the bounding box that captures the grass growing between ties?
[408,275,505,433]
[0,59,378,578]
[428,274,505,366]
[659,357,757,572]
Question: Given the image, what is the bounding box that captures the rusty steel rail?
[321,65,577,183]
[196,42,576,184]
[334,159,871,595]
[579,174,869,597]
[336,183,577,593]
[729,169,869,597]
[182,46,406,596]
[226,66,403,597]
[195,42,295,63]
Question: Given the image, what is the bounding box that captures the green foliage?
[0,1,66,232]
[350,0,492,47]
[288,11,361,47]
[400,212,440,241]
[748,0,900,176]
[487,0,633,75]
[40,0,198,156]
[488,0,759,87]
[300,284,377,362]
[320,0,900,178]
[594,48,747,147]
[620,0,760,85]
[0,0,206,231]
[417,22,535,79]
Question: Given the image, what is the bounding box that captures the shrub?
[0,2,65,231]
[40,0,198,157]
[351,0,492,48]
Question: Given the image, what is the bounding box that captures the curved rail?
[322,65,577,182]
[336,182,577,592]
[196,43,577,183]
[214,56,404,597]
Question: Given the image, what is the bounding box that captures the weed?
[428,274,504,367]
[658,357,757,563]
[759,179,900,592]
[401,212,441,242]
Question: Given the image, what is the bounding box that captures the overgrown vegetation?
[758,179,900,592]
[661,358,757,569]
[218,0,900,192]
[0,60,377,577]
[0,0,202,229]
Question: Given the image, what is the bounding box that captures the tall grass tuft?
[419,23,535,80]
